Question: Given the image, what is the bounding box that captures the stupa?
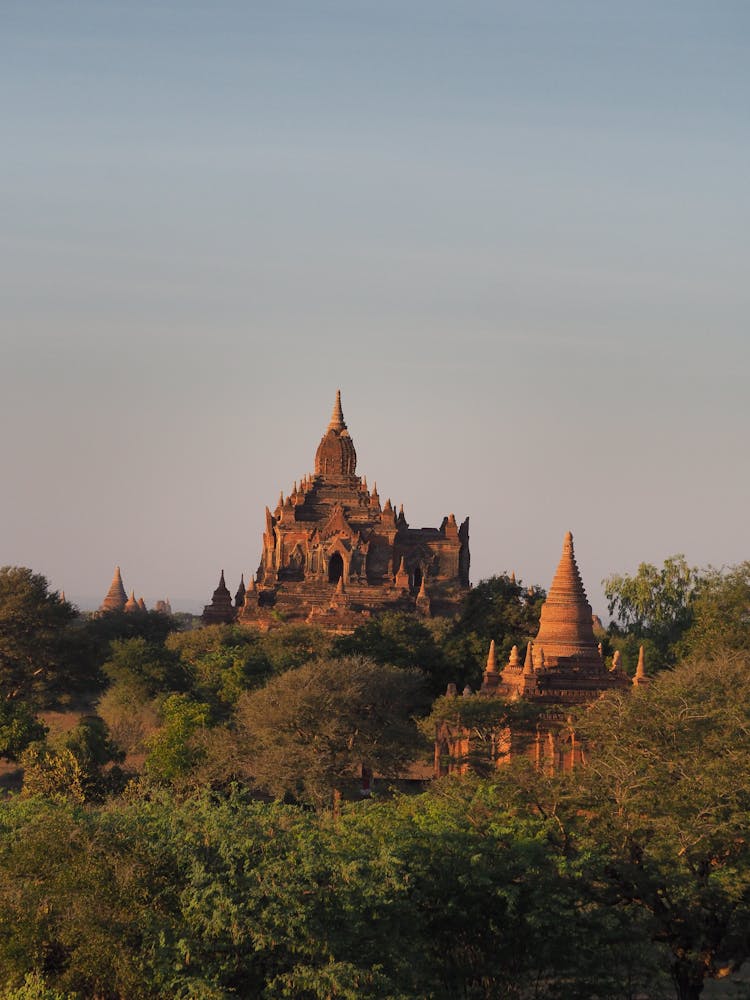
[99,566,127,613]
[437,532,630,776]
[494,531,630,702]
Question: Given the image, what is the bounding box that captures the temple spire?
[328,389,346,431]
[486,640,497,674]
[100,565,128,613]
[633,645,650,686]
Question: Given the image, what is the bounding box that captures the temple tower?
[100,566,128,613]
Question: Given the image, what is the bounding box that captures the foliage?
[603,555,696,667]
[419,575,546,692]
[20,744,89,803]
[144,694,211,786]
[0,699,47,760]
[453,573,546,650]
[21,715,124,802]
[573,651,750,999]
[0,567,78,704]
[223,655,428,808]
[677,561,750,658]
[165,624,335,713]
[102,637,190,702]
[96,687,160,754]
[81,609,178,655]
[0,972,77,999]
[333,612,453,694]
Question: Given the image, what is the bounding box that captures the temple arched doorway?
[328,553,344,585]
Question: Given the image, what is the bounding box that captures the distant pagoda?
[100,566,128,613]
[203,391,470,631]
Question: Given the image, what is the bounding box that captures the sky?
[2,1,748,615]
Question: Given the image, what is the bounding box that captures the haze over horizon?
[2,2,748,617]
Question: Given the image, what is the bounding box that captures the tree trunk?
[671,958,705,1000]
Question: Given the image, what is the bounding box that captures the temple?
[98,566,170,615]
[203,391,470,630]
[436,531,632,775]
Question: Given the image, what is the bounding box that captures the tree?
[102,637,190,702]
[223,655,428,809]
[0,567,77,704]
[441,575,547,690]
[21,715,124,802]
[603,555,697,668]
[0,698,47,760]
[573,651,750,1000]
[144,694,211,786]
[677,562,750,658]
[333,612,453,695]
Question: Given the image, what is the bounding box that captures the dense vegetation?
[0,561,748,999]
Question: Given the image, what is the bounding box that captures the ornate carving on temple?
[209,391,470,631]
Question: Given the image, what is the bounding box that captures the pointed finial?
[418,575,427,598]
[634,646,646,679]
[486,640,497,674]
[510,570,516,584]
[611,650,621,672]
[507,644,521,668]
[524,642,534,675]
[328,389,346,431]
[219,570,226,587]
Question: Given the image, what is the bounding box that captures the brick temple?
[203,391,470,631]
[435,531,634,774]
[98,566,171,615]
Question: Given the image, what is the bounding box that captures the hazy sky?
[2,1,748,614]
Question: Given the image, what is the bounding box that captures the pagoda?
[203,391,470,631]
[437,532,630,776]
[492,531,630,703]
[99,566,127,613]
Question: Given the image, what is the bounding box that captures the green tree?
[677,562,750,658]
[0,567,77,704]
[0,699,47,760]
[21,715,124,802]
[603,555,697,667]
[144,694,211,786]
[436,575,547,691]
[573,651,750,1000]
[333,612,453,695]
[224,655,428,809]
[102,637,190,702]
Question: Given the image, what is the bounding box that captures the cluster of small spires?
[447,637,648,700]
[273,472,413,528]
[99,566,171,616]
